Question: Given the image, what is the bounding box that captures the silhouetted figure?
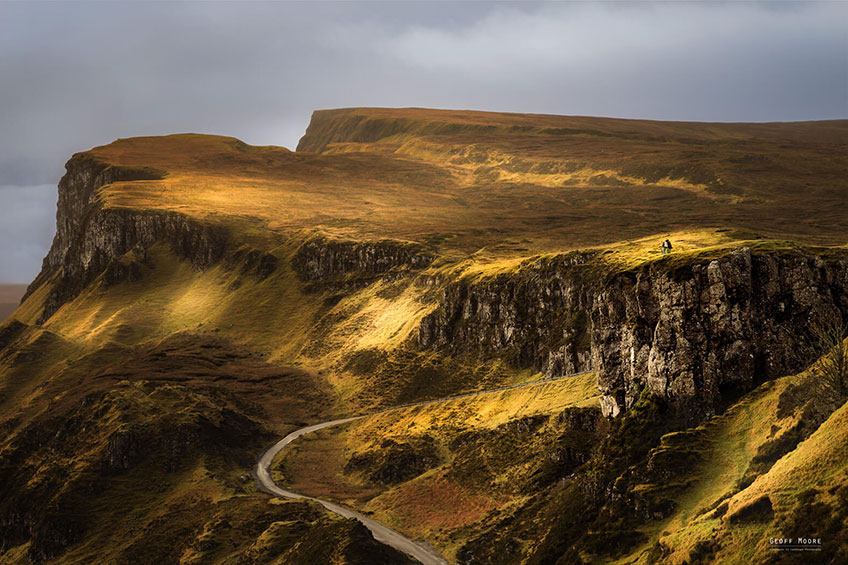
[661,239,673,255]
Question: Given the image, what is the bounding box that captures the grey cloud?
[0,185,56,283]
[0,1,845,282]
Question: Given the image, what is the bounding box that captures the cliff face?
[26,154,228,323]
[23,142,848,425]
[419,248,848,420]
[418,252,597,376]
[38,154,160,274]
[292,234,434,283]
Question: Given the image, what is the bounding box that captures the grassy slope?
[277,356,848,564]
[299,108,848,250]
[573,355,848,564]
[0,308,415,564]
[274,374,600,560]
[83,110,848,263]
[2,108,847,563]
[623,372,812,563]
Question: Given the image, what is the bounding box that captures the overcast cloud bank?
[0,1,845,282]
[0,185,56,283]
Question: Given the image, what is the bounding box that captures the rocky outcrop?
[292,234,434,283]
[419,248,848,420]
[38,154,162,273]
[418,252,597,376]
[25,154,228,323]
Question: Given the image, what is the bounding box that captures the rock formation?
[419,248,848,420]
[25,154,228,322]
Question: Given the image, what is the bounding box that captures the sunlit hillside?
[85,109,848,261]
[1,108,846,564]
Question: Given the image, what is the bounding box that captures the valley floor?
[264,373,598,562]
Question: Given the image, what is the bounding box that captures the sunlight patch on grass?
[349,373,597,454]
[638,367,832,563]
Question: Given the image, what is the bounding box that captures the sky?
[0,1,846,284]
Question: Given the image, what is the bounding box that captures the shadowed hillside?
[1,108,846,563]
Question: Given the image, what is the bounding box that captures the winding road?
[255,371,592,564]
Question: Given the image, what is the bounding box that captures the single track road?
[256,371,593,564]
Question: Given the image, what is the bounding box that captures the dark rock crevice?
[292,234,434,283]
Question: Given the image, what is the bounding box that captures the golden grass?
[394,138,719,203]
[15,243,442,413]
[5,108,848,562]
[353,372,597,443]
[714,399,848,560]
[72,107,848,268]
[273,373,598,559]
[592,228,743,269]
[618,366,841,564]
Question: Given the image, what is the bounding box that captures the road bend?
[256,371,592,564]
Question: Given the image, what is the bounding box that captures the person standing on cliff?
[661,239,673,255]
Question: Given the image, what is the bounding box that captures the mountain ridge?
[0,107,846,563]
